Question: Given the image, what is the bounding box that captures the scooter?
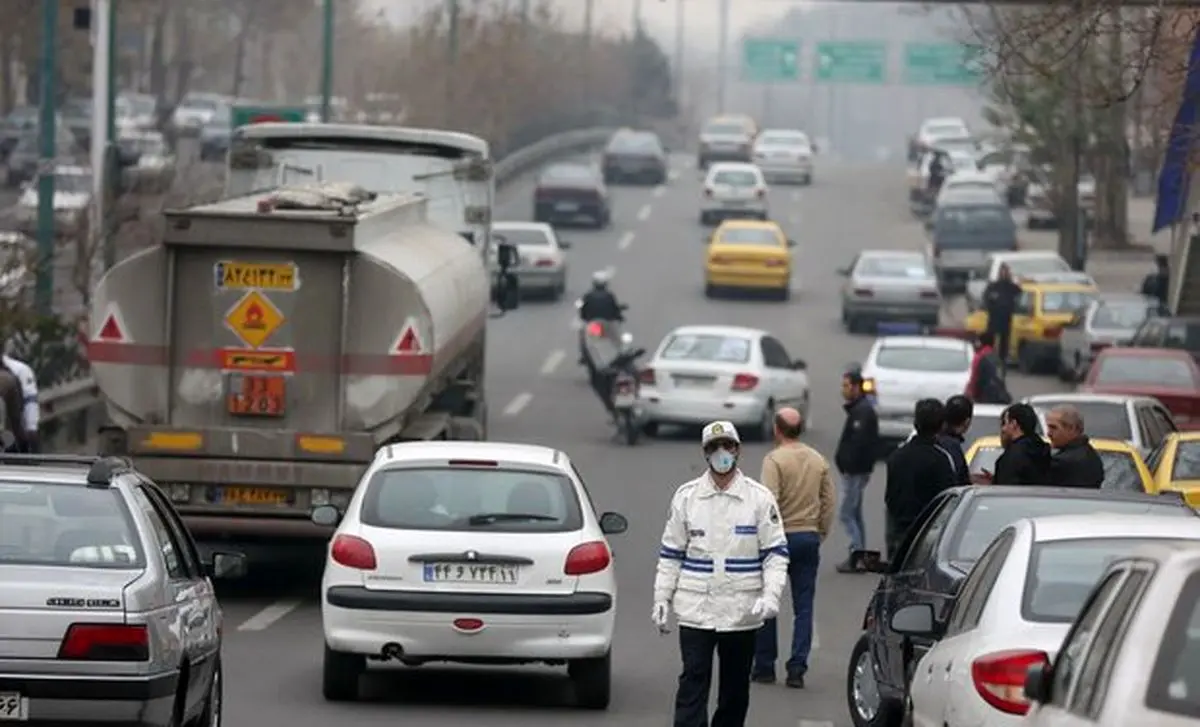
[574,299,628,379]
[604,333,647,446]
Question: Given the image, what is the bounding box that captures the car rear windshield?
[706,122,747,135]
[1093,300,1154,329]
[1173,441,1200,480]
[718,228,779,245]
[874,346,968,372]
[361,467,583,533]
[496,228,552,247]
[542,166,593,183]
[713,170,758,186]
[758,133,808,147]
[857,256,931,278]
[1030,401,1131,441]
[1041,291,1094,314]
[947,495,1190,564]
[0,482,143,568]
[1147,570,1200,719]
[1022,538,1162,623]
[1092,356,1196,389]
[661,334,752,363]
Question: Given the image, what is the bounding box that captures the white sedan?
[899,513,1200,727]
[638,325,809,440]
[751,128,814,185]
[861,336,974,440]
[313,440,628,709]
[699,162,768,226]
[936,169,1005,206]
[491,221,570,300]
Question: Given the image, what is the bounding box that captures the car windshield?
[53,173,90,194]
[183,97,220,111]
[495,228,552,247]
[712,170,757,186]
[1041,291,1095,314]
[1173,441,1200,480]
[718,227,779,245]
[1030,400,1131,441]
[1093,301,1153,329]
[1022,538,1163,622]
[705,122,747,135]
[361,467,582,532]
[758,133,808,147]
[1146,571,1200,719]
[542,165,593,183]
[0,481,144,568]
[610,134,660,153]
[1006,258,1069,277]
[874,346,968,372]
[945,180,991,192]
[1093,355,1196,389]
[660,334,752,363]
[857,256,931,278]
[948,495,1190,564]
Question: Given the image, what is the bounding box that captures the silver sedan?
[839,250,942,333]
[1057,293,1163,381]
[491,221,570,300]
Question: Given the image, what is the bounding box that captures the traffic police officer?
[653,421,789,727]
[1,353,38,451]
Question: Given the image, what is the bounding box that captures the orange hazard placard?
[225,291,284,349]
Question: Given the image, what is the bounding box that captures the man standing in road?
[751,407,835,689]
[937,395,973,485]
[834,369,879,574]
[1046,405,1105,487]
[884,399,957,558]
[981,264,1023,374]
[653,421,789,727]
[986,403,1052,486]
[965,332,1011,404]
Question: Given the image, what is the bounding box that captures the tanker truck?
[85,182,514,541]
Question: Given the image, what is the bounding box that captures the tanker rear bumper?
[184,514,335,540]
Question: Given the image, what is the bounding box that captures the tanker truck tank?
[84,182,508,540]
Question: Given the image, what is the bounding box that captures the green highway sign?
[903,43,982,85]
[816,41,887,84]
[230,105,307,128]
[742,38,800,82]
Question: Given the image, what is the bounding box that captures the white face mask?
[708,447,737,474]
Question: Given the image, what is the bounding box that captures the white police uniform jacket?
[653,470,789,631]
[1,355,38,434]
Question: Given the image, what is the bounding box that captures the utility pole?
[90,0,115,271]
[1063,0,1087,270]
[519,0,529,25]
[35,0,58,317]
[716,0,730,114]
[103,0,117,270]
[674,0,685,112]
[632,0,642,34]
[445,0,459,125]
[320,0,334,122]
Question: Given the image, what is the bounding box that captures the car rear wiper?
[467,512,557,525]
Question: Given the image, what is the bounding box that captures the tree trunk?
[0,33,13,115]
[231,30,248,98]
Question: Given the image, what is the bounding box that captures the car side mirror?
[1023,660,1053,704]
[599,511,628,535]
[310,504,342,527]
[837,267,851,277]
[924,219,935,231]
[791,358,807,370]
[205,551,247,580]
[558,239,571,249]
[889,603,936,637]
[787,238,797,248]
[812,143,819,153]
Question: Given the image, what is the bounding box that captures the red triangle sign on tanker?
[392,319,424,356]
[94,306,128,343]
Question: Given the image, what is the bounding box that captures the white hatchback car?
[638,325,809,441]
[313,441,628,709]
[861,336,974,440]
[700,162,768,226]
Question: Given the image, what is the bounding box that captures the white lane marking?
[791,190,802,202]
[238,598,302,632]
[812,624,820,650]
[796,721,834,727]
[637,204,652,221]
[618,231,635,250]
[668,169,680,181]
[604,265,617,279]
[503,392,533,416]
[540,349,565,375]
[653,185,666,198]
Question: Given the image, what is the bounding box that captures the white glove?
[651,601,670,629]
[750,598,778,621]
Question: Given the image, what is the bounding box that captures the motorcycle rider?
[0,351,37,452]
[578,270,624,322]
[926,149,950,200]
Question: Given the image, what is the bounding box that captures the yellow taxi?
[965,435,1155,492]
[963,278,1096,373]
[1148,431,1200,506]
[704,219,795,300]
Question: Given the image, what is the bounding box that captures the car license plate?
[226,374,285,417]
[219,487,291,506]
[0,693,28,721]
[554,201,579,212]
[423,562,519,584]
[674,376,713,389]
[722,199,746,208]
[613,392,636,408]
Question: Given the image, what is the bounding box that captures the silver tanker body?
[85,183,493,540]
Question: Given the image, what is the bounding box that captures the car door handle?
[944,662,953,674]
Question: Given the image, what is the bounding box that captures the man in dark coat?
[834,369,880,573]
[1140,254,1170,310]
[937,395,973,485]
[987,403,1052,485]
[1045,405,1106,488]
[981,264,1023,373]
[884,399,957,559]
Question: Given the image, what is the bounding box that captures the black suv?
[601,129,667,185]
[846,485,1195,727]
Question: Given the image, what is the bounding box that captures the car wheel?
[570,651,611,710]
[747,404,774,443]
[704,283,716,298]
[847,634,903,727]
[1017,343,1037,374]
[643,421,659,437]
[776,285,790,301]
[322,644,365,702]
[553,278,566,301]
[194,659,222,727]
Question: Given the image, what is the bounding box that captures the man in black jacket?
[989,403,1052,485]
[981,264,1023,374]
[885,399,957,559]
[937,395,973,485]
[1140,254,1170,310]
[834,369,880,573]
[1046,405,1106,487]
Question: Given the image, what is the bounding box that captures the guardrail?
[35,125,616,449]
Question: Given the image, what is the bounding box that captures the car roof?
[860,249,925,260]
[1020,281,1095,293]
[715,219,782,232]
[665,325,764,340]
[947,170,991,180]
[0,466,93,486]
[1094,346,1195,362]
[375,440,566,468]
[874,336,969,351]
[972,403,1007,418]
[708,162,759,173]
[493,221,554,234]
[1025,392,1147,405]
[1172,431,1200,443]
[937,190,1003,204]
[1023,513,1200,543]
[757,128,808,138]
[950,484,1186,506]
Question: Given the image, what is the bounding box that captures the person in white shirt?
[2,354,38,452]
[653,420,789,727]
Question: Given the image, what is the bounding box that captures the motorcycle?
[603,333,647,446]
[574,299,628,379]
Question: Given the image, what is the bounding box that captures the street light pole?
[320,0,334,122]
[90,0,114,272]
[35,0,58,317]
[674,0,684,109]
[103,0,118,270]
[716,0,730,114]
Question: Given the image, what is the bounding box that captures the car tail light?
[854,288,874,297]
[638,367,656,385]
[330,534,377,570]
[704,188,713,198]
[1044,326,1062,339]
[971,649,1049,715]
[764,259,786,268]
[731,373,759,391]
[58,623,149,661]
[615,379,634,394]
[565,541,611,575]
[586,321,605,337]
[919,289,939,299]
[535,258,554,267]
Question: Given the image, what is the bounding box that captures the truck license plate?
[613,393,636,408]
[219,487,291,506]
[424,563,519,584]
[226,374,285,417]
[0,693,28,721]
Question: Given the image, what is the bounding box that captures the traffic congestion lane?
[217,159,1076,727]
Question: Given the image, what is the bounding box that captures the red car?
[1081,347,1200,427]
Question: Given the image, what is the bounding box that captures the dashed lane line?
[237,598,302,632]
[637,204,652,222]
[503,392,533,416]
[618,231,635,250]
[653,185,666,198]
[540,349,565,375]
